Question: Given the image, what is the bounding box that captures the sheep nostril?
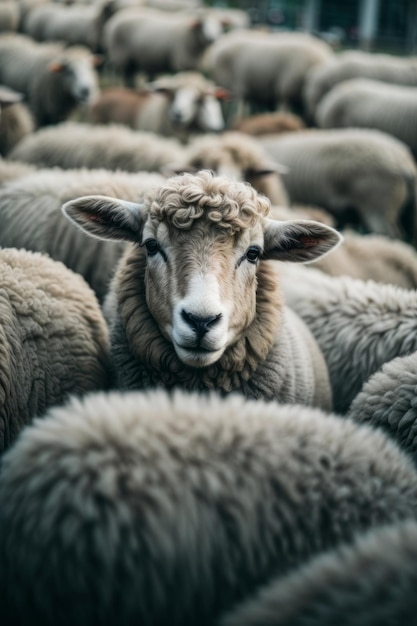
[181,310,221,337]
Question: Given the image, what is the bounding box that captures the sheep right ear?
[62,195,147,242]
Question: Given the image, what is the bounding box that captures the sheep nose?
[181,310,221,338]
[79,86,90,101]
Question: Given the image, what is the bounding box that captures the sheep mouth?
[177,344,217,354]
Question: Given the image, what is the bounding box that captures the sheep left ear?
[62,195,147,243]
[48,61,65,73]
[263,219,343,263]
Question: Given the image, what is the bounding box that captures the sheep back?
[1,389,417,625]
[221,520,417,626]
[0,247,111,451]
[0,167,165,300]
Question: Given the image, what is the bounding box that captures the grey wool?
[0,247,111,452]
[9,121,186,172]
[1,389,417,626]
[0,167,165,301]
[62,170,342,409]
[221,520,417,626]
[280,264,417,413]
[348,350,417,461]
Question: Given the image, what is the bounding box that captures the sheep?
[104,6,226,86]
[62,170,342,408]
[2,388,417,625]
[280,264,417,413]
[232,111,305,136]
[0,157,35,186]
[313,230,417,290]
[316,78,417,157]
[88,72,228,141]
[304,50,417,120]
[174,131,290,206]
[8,121,187,172]
[0,85,34,156]
[0,1,20,32]
[347,350,417,460]
[259,128,417,243]
[23,0,117,53]
[0,247,111,452]
[201,29,334,116]
[221,520,417,626]
[0,167,165,300]
[0,34,100,126]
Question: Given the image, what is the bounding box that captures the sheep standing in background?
[280,264,417,413]
[2,389,417,625]
[316,78,417,157]
[89,72,228,141]
[0,34,100,126]
[0,248,111,452]
[313,231,417,289]
[0,2,20,32]
[259,128,417,243]
[104,7,225,86]
[0,158,35,186]
[201,30,334,116]
[0,168,165,301]
[232,111,305,136]
[9,122,186,172]
[221,520,417,626]
[175,131,289,206]
[23,0,117,53]
[304,50,417,120]
[348,350,417,459]
[63,170,342,408]
[0,86,34,156]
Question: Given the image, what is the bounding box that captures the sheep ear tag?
[62,195,146,243]
[263,218,343,263]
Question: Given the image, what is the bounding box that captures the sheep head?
[63,171,341,369]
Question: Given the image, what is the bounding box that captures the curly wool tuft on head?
[146,170,271,233]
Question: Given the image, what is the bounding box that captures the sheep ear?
[62,195,147,242]
[263,219,343,263]
[48,61,65,73]
[213,87,230,101]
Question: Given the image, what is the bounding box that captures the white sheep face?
[141,217,264,367]
[62,172,342,370]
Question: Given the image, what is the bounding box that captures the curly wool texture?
[222,520,417,626]
[280,264,417,413]
[0,167,165,300]
[0,248,111,451]
[348,350,417,460]
[147,170,270,233]
[182,132,289,206]
[107,171,329,406]
[9,121,186,171]
[1,389,417,626]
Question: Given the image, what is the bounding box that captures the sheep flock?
[2,0,417,623]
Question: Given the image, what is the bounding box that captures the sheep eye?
[144,239,160,256]
[245,246,261,264]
